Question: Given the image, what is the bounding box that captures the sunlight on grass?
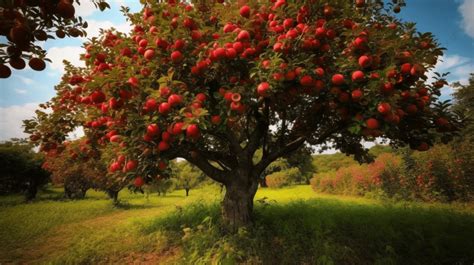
[1,185,473,264]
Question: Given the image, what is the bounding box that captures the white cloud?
[14,89,27,94]
[74,0,98,17]
[83,19,132,40]
[68,126,85,140]
[47,46,85,72]
[17,76,34,85]
[427,54,474,90]
[0,103,39,141]
[459,0,474,39]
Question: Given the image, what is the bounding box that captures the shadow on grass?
[139,198,474,265]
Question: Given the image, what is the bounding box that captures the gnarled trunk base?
[222,178,258,232]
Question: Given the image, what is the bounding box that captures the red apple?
[358,55,372,68]
[351,89,363,101]
[186,124,200,139]
[147,124,160,136]
[134,176,144,187]
[239,5,251,18]
[171,51,183,63]
[377,102,391,115]
[257,82,270,97]
[144,49,155,60]
[366,118,380,129]
[331,74,345,85]
[351,71,365,82]
[125,160,138,171]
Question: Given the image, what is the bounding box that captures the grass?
[1,185,473,264]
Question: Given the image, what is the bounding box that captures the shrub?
[266,168,300,188]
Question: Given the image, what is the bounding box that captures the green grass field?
[1,185,473,264]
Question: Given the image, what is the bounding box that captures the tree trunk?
[107,189,119,204]
[222,176,258,232]
[185,188,190,196]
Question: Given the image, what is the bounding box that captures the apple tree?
[25,0,461,230]
[42,138,128,201]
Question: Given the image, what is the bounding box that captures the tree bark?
[222,175,258,232]
[106,189,119,204]
[185,188,189,196]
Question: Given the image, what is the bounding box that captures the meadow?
[1,185,474,264]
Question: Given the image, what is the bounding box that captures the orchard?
[24,0,462,230]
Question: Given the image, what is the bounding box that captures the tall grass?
[140,188,474,265]
[1,185,473,264]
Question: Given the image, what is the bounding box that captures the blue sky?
[1,0,473,140]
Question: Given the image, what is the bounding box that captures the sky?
[0,0,473,141]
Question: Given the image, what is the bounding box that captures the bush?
[266,168,300,188]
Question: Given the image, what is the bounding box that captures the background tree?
[25,0,461,230]
[0,139,50,201]
[43,138,127,202]
[171,160,206,196]
[0,0,109,78]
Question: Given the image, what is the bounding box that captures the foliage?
[0,0,109,78]
[0,139,49,200]
[266,167,300,188]
[311,145,474,202]
[43,138,127,200]
[170,160,207,195]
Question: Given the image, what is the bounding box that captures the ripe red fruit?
[172,122,184,135]
[355,0,365,7]
[257,82,270,97]
[410,64,424,77]
[213,47,226,59]
[186,124,200,139]
[358,55,372,68]
[159,102,171,114]
[351,89,363,101]
[331,74,345,85]
[377,102,392,115]
[239,5,251,18]
[28,58,46,71]
[134,177,145,187]
[196,93,206,102]
[145,98,157,110]
[171,51,183,62]
[0,64,12,78]
[351,71,365,82]
[110,135,121,143]
[300,75,314,86]
[168,94,183,106]
[211,115,221,124]
[237,30,250,41]
[127,77,139,87]
[144,49,155,60]
[109,162,121,172]
[314,67,325,77]
[125,160,138,171]
[366,118,380,129]
[147,124,160,136]
[158,141,170,151]
[400,63,412,74]
[91,91,106,103]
